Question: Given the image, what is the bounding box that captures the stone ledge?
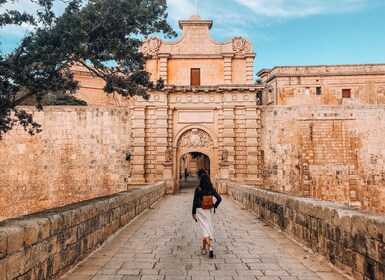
[0,181,165,280]
[227,182,385,280]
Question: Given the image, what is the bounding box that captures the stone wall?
[0,182,165,280]
[228,182,385,280]
[260,105,385,214]
[0,107,132,220]
[258,64,385,105]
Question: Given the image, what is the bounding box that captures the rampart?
[0,182,165,280]
[0,106,132,220]
[228,182,385,280]
[260,105,385,214]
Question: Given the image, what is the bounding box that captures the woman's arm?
[212,189,222,208]
[192,188,199,215]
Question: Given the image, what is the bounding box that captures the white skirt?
[196,208,214,239]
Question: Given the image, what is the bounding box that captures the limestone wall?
[0,107,132,220]
[0,182,165,280]
[259,64,385,106]
[260,105,385,214]
[228,182,385,280]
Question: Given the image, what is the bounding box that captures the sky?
[1,0,385,73]
[167,0,385,71]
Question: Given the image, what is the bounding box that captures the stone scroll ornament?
[141,37,161,55]
[178,128,214,148]
[232,37,251,53]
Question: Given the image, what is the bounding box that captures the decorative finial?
[195,0,198,15]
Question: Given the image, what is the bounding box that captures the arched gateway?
[174,127,218,190]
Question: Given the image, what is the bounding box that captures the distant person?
[184,168,189,182]
[198,168,205,178]
[192,174,222,258]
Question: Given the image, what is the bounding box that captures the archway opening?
[179,152,210,189]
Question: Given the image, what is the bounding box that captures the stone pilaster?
[222,53,234,84]
[222,106,235,178]
[162,162,175,194]
[158,53,170,83]
[156,106,168,180]
[217,161,230,194]
[245,107,261,185]
[245,54,256,84]
[130,107,146,185]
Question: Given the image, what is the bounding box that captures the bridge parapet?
[228,182,385,280]
[0,181,165,280]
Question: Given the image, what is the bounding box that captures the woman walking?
[192,174,222,258]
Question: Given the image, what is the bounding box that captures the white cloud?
[234,0,368,17]
[167,0,195,23]
[0,0,67,18]
[165,0,373,42]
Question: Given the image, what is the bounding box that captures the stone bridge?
[0,179,384,280]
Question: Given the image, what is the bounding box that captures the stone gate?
[124,14,263,193]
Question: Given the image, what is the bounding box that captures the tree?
[0,0,176,139]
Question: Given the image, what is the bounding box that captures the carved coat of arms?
[178,128,213,148]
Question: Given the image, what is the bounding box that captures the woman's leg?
[202,238,207,250]
[204,236,211,250]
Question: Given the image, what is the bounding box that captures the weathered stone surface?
[228,182,385,280]
[258,64,385,106]
[4,225,24,254]
[0,230,7,258]
[0,257,6,280]
[0,107,133,220]
[0,182,165,280]
[260,106,385,214]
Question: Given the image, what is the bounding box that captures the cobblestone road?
[62,180,349,280]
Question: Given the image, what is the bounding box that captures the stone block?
[19,220,40,247]
[6,250,29,279]
[35,240,50,264]
[351,214,368,235]
[4,225,24,254]
[33,260,48,280]
[367,216,385,243]
[0,258,6,280]
[0,230,7,258]
[65,227,78,246]
[366,238,379,262]
[50,253,62,275]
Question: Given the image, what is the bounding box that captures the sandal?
[201,246,207,255]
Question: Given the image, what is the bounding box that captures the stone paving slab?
[61,187,350,280]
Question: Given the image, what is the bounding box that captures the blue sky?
[1,0,385,73]
[167,0,385,71]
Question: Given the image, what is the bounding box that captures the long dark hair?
[199,174,213,192]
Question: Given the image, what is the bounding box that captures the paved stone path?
[62,181,349,280]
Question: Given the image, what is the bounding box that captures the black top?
[192,186,222,215]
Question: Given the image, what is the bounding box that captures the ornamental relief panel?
[232,37,251,54]
[142,37,162,55]
[170,94,218,103]
[177,128,214,148]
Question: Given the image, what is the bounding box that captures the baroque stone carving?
[178,128,213,148]
[142,37,161,55]
[165,148,172,162]
[232,37,251,53]
[221,149,229,162]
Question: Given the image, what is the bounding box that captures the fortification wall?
[0,182,165,280]
[260,105,385,214]
[0,107,132,221]
[228,182,385,280]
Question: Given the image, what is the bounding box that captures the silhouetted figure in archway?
[184,168,189,182]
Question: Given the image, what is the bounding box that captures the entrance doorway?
[179,152,210,189]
